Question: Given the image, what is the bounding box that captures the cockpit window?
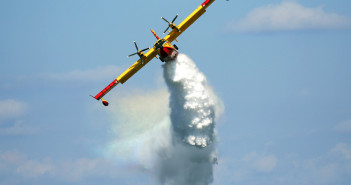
[154,39,167,49]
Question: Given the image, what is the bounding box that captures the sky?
[1,0,351,184]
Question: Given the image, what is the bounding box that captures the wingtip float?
[91,0,215,106]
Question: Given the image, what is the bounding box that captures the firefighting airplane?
[92,0,215,106]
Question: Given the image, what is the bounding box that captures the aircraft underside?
[160,47,179,62]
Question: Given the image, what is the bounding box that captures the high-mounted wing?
[164,0,215,43]
[92,47,158,105]
[92,0,216,106]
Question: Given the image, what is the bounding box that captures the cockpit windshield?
[154,39,167,50]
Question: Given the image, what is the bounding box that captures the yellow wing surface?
[92,0,215,103]
[165,0,215,43]
[93,48,158,100]
[117,48,158,84]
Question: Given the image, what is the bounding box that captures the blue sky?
[1,0,351,184]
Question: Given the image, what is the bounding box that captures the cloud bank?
[243,152,278,173]
[0,99,27,121]
[227,1,351,32]
[0,150,134,183]
[216,142,351,185]
[0,99,35,136]
[40,65,122,82]
[334,119,351,133]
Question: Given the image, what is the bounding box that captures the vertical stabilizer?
[150,29,160,40]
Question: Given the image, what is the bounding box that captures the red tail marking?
[151,29,160,40]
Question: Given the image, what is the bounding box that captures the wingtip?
[90,95,98,100]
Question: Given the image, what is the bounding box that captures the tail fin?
[150,29,160,40]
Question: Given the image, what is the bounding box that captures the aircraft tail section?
[151,29,160,40]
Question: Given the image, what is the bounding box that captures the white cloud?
[0,121,37,136]
[0,151,53,178]
[334,119,351,133]
[332,143,351,160]
[0,100,34,136]
[253,154,278,172]
[0,151,27,165]
[59,158,116,181]
[215,142,351,184]
[16,159,54,178]
[0,150,137,182]
[40,65,122,82]
[243,152,278,173]
[227,1,351,32]
[0,99,27,121]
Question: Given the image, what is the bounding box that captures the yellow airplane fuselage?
[93,0,215,105]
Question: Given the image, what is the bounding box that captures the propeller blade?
[163,26,170,34]
[161,17,170,24]
[128,53,138,57]
[129,43,148,59]
[141,48,149,52]
[133,41,139,51]
[171,14,178,23]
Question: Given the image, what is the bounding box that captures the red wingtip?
[201,0,212,7]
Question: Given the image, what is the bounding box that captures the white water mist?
[156,53,220,185]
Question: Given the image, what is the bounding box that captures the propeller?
[127,41,149,64]
[161,14,180,34]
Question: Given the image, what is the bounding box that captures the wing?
[92,47,158,101]
[92,0,215,104]
[164,0,215,43]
